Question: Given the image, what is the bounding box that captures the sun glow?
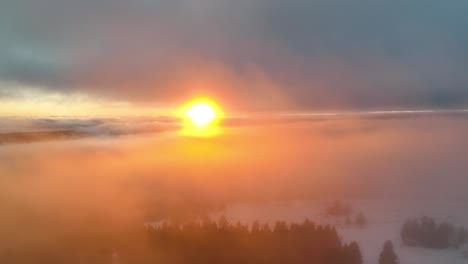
[179,98,223,137]
[186,102,217,127]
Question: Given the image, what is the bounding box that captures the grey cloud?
[1,0,468,110]
[0,88,15,99]
[0,116,181,144]
[0,46,70,88]
[1,109,467,144]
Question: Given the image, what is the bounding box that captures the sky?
[1,0,468,115]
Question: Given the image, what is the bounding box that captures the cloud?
[1,0,468,110]
[1,112,468,258]
[0,109,467,145]
[0,116,180,144]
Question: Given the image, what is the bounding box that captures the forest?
[145,218,363,264]
[401,216,467,249]
[1,218,363,264]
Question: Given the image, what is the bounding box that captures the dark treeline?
[146,217,363,264]
[401,216,467,249]
[1,218,363,264]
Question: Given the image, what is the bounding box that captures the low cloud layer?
[1,112,468,260]
[1,109,467,144]
[1,0,468,110]
[1,112,468,209]
[0,116,180,144]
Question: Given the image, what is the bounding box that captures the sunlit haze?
[1,1,468,264]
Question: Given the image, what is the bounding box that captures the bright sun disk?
[186,102,217,127]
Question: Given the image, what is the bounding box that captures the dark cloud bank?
[0,109,467,144]
[1,0,468,110]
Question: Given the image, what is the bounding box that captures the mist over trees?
[325,201,368,229]
[325,201,353,218]
[379,240,398,264]
[355,212,368,228]
[146,218,363,264]
[401,216,467,249]
[1,217,363,264]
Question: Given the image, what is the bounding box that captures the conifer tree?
[379,240,398,264]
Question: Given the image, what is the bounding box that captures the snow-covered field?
[211,198,468,264]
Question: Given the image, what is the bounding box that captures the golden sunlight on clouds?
[0,84,167,117]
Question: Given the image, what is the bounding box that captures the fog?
[1,113,468,260]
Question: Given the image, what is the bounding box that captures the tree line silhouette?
[146,217,363,264]
[1,217,365,264]
[401,216,467,249]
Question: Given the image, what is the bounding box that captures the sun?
[178,98,223,137]
[186,102,217,127]
[182,98,222,128]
